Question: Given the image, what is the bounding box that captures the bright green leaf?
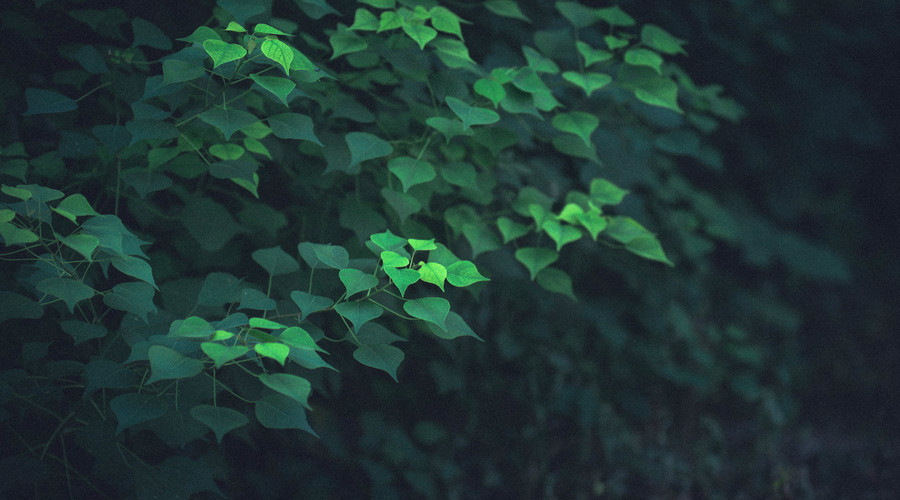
[590,177,629,205]
[408,238,437,251]
[369,230,408,253]
[254,23,291,36]
[201,342,249,369]
[402,21,437,50]
[254,342,290,365]
[626,235,674,266]
[209,143,245,160]
[350,8,379,30]
[417,262,447,291]
[596,6,635,26]
[474,78,506,108]
[496,217,530,243]
[576,41,613,66]
[625,47,664,73]
[446,260,488,287]
[384,267,419,296]
[562,71,612,97]
[202,39,246,67]
[380,250,410,268]
[261,38,294,75]
[0,222,39,245]
[542,220,582,251]
[249,317,288,330]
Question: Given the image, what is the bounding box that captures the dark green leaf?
[84,357,138,395]
[132,17,171,49]
[446,96,500,129]
[35,277,95,313]
[258,373,312,409]
[346,132,393,169]
[252,245,300,276]
[403,297,450,331]
[255,393,317,436]
[334,300,383,332]
[484,0,531,22]
[251,74,296,106]
[109,255,157,288]
[190,404,249,443]
[387,156,436,192]
[238,288,276,311]
[353,344,404,381]
[426,311,483,340]
[514,247,558,280]
[290,291,334,320]
[199,107,259,140]
[103,281,157,323]
[111,393,167,434]
[146,345,204,384]
[339,268,379,297]
[536,267,576,300]
[23,88,77,115]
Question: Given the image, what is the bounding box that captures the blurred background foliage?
[1,0,897,498]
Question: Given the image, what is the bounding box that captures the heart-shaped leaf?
[514,247,558,280]
[147,345,204,384]
[551,111,599,148]
[403,296,450,331]
[190,404,249,443]
[353,344,404,381]
[446,96,500,129]
[334,301,383,332]
[339,268,379,298]
[387,156,436,192]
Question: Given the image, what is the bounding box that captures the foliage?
[0,0,861,498]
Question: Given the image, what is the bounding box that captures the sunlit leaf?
[202,39,246,67]
[201,342,249,369]
[417,262,447,291]
[254,342,290,365]
[261,38,294,75]
[641,24,687,55]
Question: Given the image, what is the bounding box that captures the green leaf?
[432,38,477,70]
[440,161,478,188]
[111,393,167,435]
[417,262,447,291]
[384,267,419,296]
[575,41,613,66]
[496,217,530,243]
[249,317,287,329]
[254,23,292,36]
[252,245,300,276]
[297,242,349,269]
[408,238,437,251]
[446,96,500,129]
[387,156,436,192]
[225,21,247,32]
[35,277,94,313]
[60,320,107,344]
[279,326,326,352]
[555,1,599,28]
[73,45,109,74]
[255,394,317,436]
[604,216,650,244]
[209,143,245,160]
[346,132,393,169]
[0,222,39,245]
[380,250,410,268]
[198,272,241,306]
[641,24,687,55]
[182,198,245,252]
[190,405,249,443]
[590,177,629,205]
[462,222,501,258]
[369,230,407,253]
[84,357,138,395]
[350,8,380,30]
[146,345,204,384]
[576,207,607,240]
[243,137,271,158]
[162,59,205,85]
[551,112,599,148]
[446,260,489,287]
[403,296,450,331]
[523,46,559,73]
[542,220,582,251]
[258,373,312,409]
[474,78,506,108]
[596,6,635,26]
[561,71,612,97]
[201,342,249,368]
[339,268,379,297]
[202,39,247,67]
[103,282,157,323]
[199,107,259,141]
[254,342,290,365]
[402,21,437,50]
[536,267,576,300]
[261,38,294,75]
[618,65,682,113]
[353,344,404,381]
[330,25,367,59]
[23,88,77,115]
[426,117,472,143]
[110,255,157,288]
[604,35,629,50]
[239,288,275,311]
[131,17,171,50]
[484,0,531,22]
[514,247,558,280]
[625,47,664,73]
[250,74,296,106]
[426,311,482,340]
[334,301,383,332]
[430,6,465,39]
[290,291,334,321]
[177,26,222,44]
[625,235,674,266]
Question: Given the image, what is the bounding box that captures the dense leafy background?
[1,0,897,498]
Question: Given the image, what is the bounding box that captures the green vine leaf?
[346,132,393,169]
[484,0,532,22]
[254,342,290,366]
[252,245,300,276]
[334,301,383,333]
[402,21,437,50]
[202,39,247,68]
[387,156,436,192]
[250,74,296,106]
[541,220,582,251]
[201,343,249,369]
[35,277,95,313]
[417,262,447,291]
[146,345,204,384]
[190,405,249,443]
[403,296,450,331]
[103,282,157,323]
[254,394,317,436]
[384,267,420,297]
[446,96,500,129]
[199,107,259,141]
[426,311,483,341]
[168,316,214,339]
[353,344,404,381]
[561,71,612,97]
[446,260,489,287]
[261,38,294,75]
[339,268,379,298]
[551,112,599,148]
[290,291,334,321]
[536,267,576,300]
[641,24,687,55]
[514,247,558,280]
[267,113,322,145]
[111,393,167,435]
[254,23,292,36]
[258,373,312,409]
